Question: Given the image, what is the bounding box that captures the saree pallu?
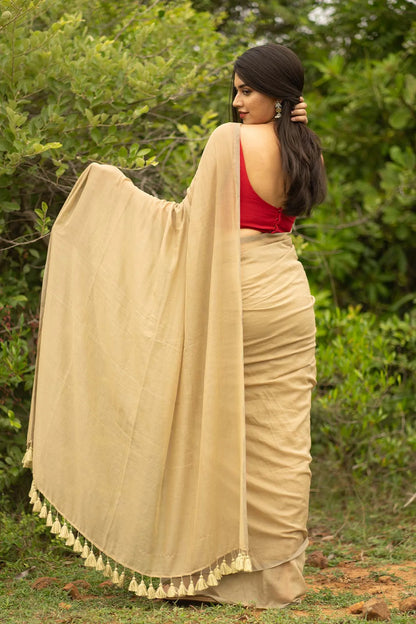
[201,233,316,608]
[26,123,249,594]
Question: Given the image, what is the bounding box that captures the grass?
[1,483,415,624]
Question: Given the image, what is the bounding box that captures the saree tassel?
[85,549,97,568]
[147,582,156,600]
[65,530,75,547]
[155,582,167,599]
[23,446,33,468]
[167,581,178,598]
[95,554,105,572]
[230,557,238,573]
[235,552,244,571]
[178,578,187,597]
[214,564,222,581]
[128,575,138,592]
[73,536,83,553]
[29,481,36,498]
[207,569,218,587]
[244,554,253,572]
[195,573,208,591]
[39,503,48,519]
[111,566,120,584]
[104,560,113,579]
[51,517,61,535]
[187,578,195,596]
[30,490,38,505]
[220,558,232,575]
[33,497,42,514]
[46,510,53,527]
[59,523,69,540]
[81,542,90,559]
[117,571,125,588]
[136,579,147,597]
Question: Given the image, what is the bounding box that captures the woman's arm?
[291,97,308,124]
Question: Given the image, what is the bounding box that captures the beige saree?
[25,122,316,608]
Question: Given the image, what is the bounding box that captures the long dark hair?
[232,43,326,216]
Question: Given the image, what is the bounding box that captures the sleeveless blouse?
[240,142,295,233]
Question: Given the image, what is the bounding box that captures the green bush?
[312,303,416,487]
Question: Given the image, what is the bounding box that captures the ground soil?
[295,560,416,618]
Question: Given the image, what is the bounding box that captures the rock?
[31,576,59,590]
[63,582,81,600]
[398,596,416,613]
[306,550,329,569]
[362,598,391,621]
[98,580,114,588]
[349,600,365,614]
[71,579,92,590]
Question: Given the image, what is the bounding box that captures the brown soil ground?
[294,560,416,618]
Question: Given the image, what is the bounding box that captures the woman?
[25,44,325,610]
[191,43,326,608]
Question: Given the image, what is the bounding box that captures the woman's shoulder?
[208,122,240,141]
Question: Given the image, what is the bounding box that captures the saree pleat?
[200,233,316,608]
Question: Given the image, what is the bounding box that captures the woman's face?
[233,73,276,124]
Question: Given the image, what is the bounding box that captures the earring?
[274,101,282,119]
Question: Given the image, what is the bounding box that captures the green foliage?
[0,0,233,499]
[0,292,35,494]
[313,304,416,484]
[302,30,416,309]
[0,511,52,564]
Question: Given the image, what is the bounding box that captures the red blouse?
[240,142,295,233]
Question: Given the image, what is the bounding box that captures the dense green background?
[1,0,415,505]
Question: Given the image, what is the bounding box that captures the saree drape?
[25,121,315,606]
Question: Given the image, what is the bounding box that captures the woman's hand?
[291,97,308,124]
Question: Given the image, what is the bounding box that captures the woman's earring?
[274,101,282,119]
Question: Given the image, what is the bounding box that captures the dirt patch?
[293,560,416,619]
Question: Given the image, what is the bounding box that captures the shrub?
[312,303,416,488]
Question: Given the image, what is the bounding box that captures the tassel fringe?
[195,573,208,591]
[22,446,33,469]
[111,566,120,584]
[33,497,42,514]
[85,549,97,568]
[167,581,178,598]
[155,582,167,599]
[104,560,113,578]
[51,516,61,535]
[27,484,253,602]
[96,554,105,572]
[59,523,69,540]
[187,578,195,596]
[178,578,187,597]
[214,564,222,581]
[220,558,232,575]
[136,579,148,597]
[147,583,156,600]
[128,575,138,592]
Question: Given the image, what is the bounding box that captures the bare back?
[240,122,285,236]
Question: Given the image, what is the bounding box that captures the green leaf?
[403,73,416,106]
[388,108,412,130]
